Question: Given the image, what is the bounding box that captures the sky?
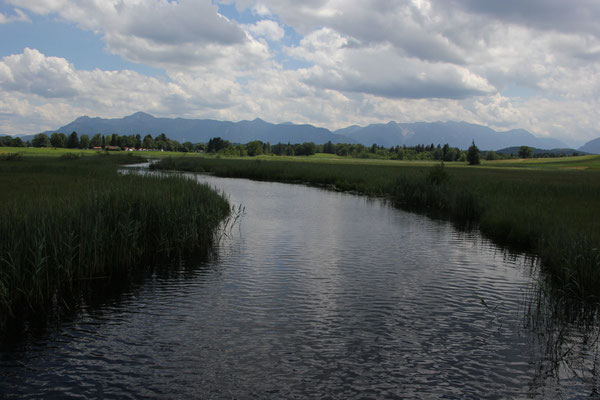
[0,1,599,147]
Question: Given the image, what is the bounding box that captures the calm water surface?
[1,173,598,398]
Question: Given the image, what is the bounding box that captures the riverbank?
[152,155,600,301]
[0,154,230,324]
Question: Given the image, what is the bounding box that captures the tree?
[10,137,24,147]
[296,142,316,156]
[485,150,498,160]
[518,146,534,159]
[466,140,480,165]
[234,144,247,156]
[32,133,50,147]
[182,141,194,152]
[433,145,443,160]
[79,134,90,149]
[207,137,232,153]
[323,141,335,154]
[285,142,295,156]
[336,143,349,156]
[142,134,155,149]
[246,140,264,157]
[50,132,67,148]
[67,131,79,149]
[90,133,103,147]
[194,143,205,152]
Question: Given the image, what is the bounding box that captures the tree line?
[1,132,576,161]
[1,132,201,152]
[206,137,483,161]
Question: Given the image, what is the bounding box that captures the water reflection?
[1,173,598,398]
[523,285,600,397]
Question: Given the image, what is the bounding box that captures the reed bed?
[153,156,600,301]
[0,155,230,321]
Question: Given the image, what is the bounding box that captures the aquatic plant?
[0,155,230,322]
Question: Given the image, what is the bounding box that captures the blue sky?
[1,0,599,146]
[0,12,162,75]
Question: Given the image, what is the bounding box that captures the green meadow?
[0,152,230,323]
[153,154,600,301]
[0,146,189,159]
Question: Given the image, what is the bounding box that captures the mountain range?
[334,121,567,150]
[42,112,351,145]
[496,147,588,156]
[21,111,598,152]
[578,137,600,154]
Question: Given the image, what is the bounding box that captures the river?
[1,172,598,398]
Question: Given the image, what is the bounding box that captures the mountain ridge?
[578,137,600,154]
[37,112,570,150]
[337,121,567,150]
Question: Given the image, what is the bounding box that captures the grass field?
[0,146,191,159]
[484,155,600,170]
[3,146,598,169]
[152,154,600,301]
[0,153,230,324]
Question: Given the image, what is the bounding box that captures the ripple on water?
[0,175,596,399]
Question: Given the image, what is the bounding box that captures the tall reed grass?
[152,156,600,301]
[0,155,230,322]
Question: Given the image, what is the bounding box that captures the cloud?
[6,0,268,71]
[0,48,247,122]
[287,28,495,99]
[246,20,285,42]
[0,8,31,24]
[0,48,80,98]
[438,0,600,38]
[1,0,600,146]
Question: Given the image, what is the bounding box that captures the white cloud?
[0,48,80,98]
[246,20,285,42]
[1,0,600,146]
[287,28,495,99]
[437,0,600,38]
[6,0,268,72]
[252,3,271,16]
[0,8,31,24]
[0,49,247,125]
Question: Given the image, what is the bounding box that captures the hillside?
[43,112,352,145]
[37,112,569,150]
[496,147,587,156]
[337,121,567,150]
[578,137,600,154]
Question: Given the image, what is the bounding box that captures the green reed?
[0,155,230,320]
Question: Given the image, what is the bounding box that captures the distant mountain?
[44,112,352,145]
[578,137,600,154]
[496,147,588,156]
[41,112,570,150]
[336,121,568,150]
[0,133,34,140]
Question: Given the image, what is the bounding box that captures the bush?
[426,162,449,185]
[60,152,82,159]
[467,141,480,165]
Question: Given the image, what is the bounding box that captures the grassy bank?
[0,154,230,321]
[152,155,600,301]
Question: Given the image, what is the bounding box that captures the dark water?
[1,174,599,398]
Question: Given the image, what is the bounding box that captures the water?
[1,174,599,398]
